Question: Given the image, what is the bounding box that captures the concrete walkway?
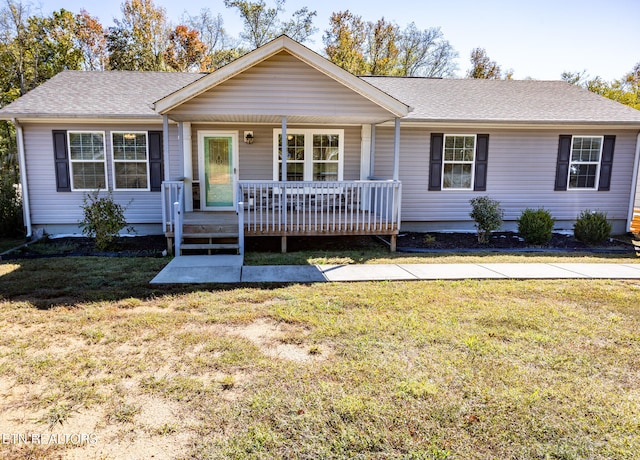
[150,256,640,284]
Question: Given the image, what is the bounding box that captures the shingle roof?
[2,69,640,125]
[0,70,205,119]
[361,77,640,124]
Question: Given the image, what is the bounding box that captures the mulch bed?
[397,231,636,252]
[2,231,637,259]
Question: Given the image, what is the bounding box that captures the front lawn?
[0,257,639,459]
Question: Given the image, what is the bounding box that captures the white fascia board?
[380,120,640,131]
[10,117,173,125]
[154,35,411,118]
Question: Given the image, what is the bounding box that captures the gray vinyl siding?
[374,126,638,231]
[22,122,176,229]
[171,51,392,120]
[189,124,361,181]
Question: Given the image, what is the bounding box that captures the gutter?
[13,119,31,238]
[627,131,640,233]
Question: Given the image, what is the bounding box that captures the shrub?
[517,208,556,244]
[0,171,23,237]
[573,210,612,244]
[469,196,503,243]
[79,190,133,251]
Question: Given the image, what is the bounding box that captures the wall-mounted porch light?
[244,131,254,144]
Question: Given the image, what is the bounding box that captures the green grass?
[0,257,639,458]
[0,237,26,254]
[245,248,639,265]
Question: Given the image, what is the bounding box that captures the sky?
[33,0,639,81]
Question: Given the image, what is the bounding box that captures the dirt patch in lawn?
[225,318,330,363]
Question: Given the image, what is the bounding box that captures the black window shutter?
[554,135,572,191]
[52,130,71,192]
[429,133,443,191]
[474,134,489,191]
[598,135,615,191]
[148,131,163,191]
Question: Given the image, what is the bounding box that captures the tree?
[28,9,84,83]
[75,9,107,71]
[563,64,640,110]
[224,0,317,48]
[323,10,367,75]
[467,48,503,79]
[324,11,457,77]
[183,8,242,70]
[366,18,398,76]
[107,0,169,71]
[395,23,457,77]
[164,24,208,72]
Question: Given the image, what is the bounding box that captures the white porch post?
[370,124,376,178]
[360,124,372,181]
[281,116,287,182]
[162,115,170,181]
[182,122,193,212]
[393,118,400,181]
[280,116,288,252]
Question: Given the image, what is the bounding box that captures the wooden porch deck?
[165,210,399,252]
[166,210,399,237]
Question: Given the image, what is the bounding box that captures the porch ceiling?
[166,113,397,125]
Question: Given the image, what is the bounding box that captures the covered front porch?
[153,36,411,256]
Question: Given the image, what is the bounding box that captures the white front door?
[198,131,238,211]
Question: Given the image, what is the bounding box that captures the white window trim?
[68,131,107,191]
[111,131,151,191]
[441,134,476,191]
[567,135,603,190]
[272,128,344,181]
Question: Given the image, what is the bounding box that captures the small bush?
[573,210,612,244]
[469,196,503,243]
[0,171,23,237]
[79,190,133,251]
[517,208,556,244]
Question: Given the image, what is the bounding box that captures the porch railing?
[161,180,184,234]
[238,180,401,234]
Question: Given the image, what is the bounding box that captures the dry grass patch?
[0,257,639,458]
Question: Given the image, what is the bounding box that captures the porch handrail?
[161,180,184,234]
[237,201,245,255]
[238,180,401,234]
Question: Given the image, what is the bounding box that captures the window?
[68,131,106,190]
[442,135,476,189]
[312,134,340,181]
[274,129,344,181]
[112,132,149,190]
[568,136,602,189]
[277,133,305,181]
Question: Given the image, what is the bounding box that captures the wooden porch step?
[183,225,239,234]
[183,232,239,239]
[181,243,239,250]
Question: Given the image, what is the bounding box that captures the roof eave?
[0,113,162,121]
[389,118,640,129]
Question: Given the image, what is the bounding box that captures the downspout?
[626,131,640,232]
[14,119,32,238]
